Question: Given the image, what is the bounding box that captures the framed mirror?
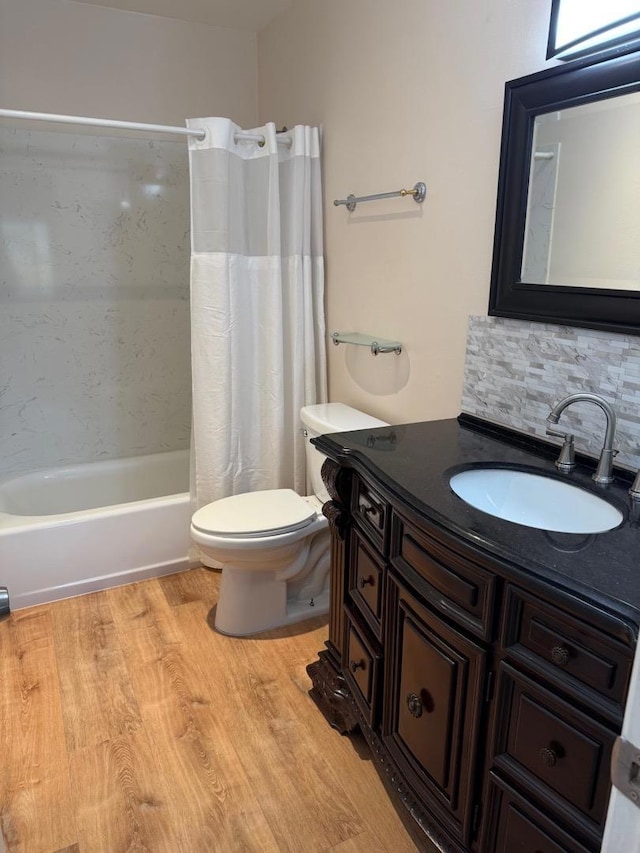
[488,47,640,335]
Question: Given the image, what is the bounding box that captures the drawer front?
[494,663,614,828]
[484,773,594,853]
[352,475,388,552]
[349,531,384,637]
[343,613,381,726]
[502,586,632,717]
[391,512,495,640]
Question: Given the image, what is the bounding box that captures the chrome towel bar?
[334,181,426,212]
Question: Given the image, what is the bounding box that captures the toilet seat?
[191,489,318,539]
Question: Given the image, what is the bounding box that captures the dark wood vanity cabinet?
[308,460,636,853]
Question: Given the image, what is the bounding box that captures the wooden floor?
[0,568,421,853]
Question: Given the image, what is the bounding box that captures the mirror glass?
[489,49,640,335]
[521,92,640,290]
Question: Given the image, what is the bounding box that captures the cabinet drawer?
[502,586,632,719]
[352,475,388,552]
[483,772,595,853]
[349,531,384,638]
[343,612,381,726]
[493,663,614,829]
[391,512,496,640]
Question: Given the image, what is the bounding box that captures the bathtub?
[0,449,192,610]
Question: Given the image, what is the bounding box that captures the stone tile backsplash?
[0,125,191,478]
[462,316,640,471]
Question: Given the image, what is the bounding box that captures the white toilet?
[190,403,388,636]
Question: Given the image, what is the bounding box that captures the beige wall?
[0,0,559,427]
[0,0,258,127]
[258,0,556,424]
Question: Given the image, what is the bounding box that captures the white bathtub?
[0,450,192,610]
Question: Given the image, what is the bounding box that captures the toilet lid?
[191,489,317,537]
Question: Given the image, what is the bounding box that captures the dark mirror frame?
[488,47,640,336]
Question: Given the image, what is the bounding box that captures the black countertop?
[313,415,640,634]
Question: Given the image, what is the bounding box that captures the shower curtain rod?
[0,108,293,146]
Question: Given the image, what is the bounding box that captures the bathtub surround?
[462,315,640,471]
[187,118,327,509]
[0,125,191,478]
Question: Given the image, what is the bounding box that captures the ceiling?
[71,0,293,32]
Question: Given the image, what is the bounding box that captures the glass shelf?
[331,331,402,356]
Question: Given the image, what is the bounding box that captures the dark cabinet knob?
[360,499,382,520]
[406,692,423,718]
[551,645,570,666]
[349,659,365,673]
[359,575,375,588]
[539,746,558,767]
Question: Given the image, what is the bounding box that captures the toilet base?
[214,568,329,637]
[200,552,223,570]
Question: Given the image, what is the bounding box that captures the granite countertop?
[314,415,640,632]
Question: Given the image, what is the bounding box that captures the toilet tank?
[300,403,389,503]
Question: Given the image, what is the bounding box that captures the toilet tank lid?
[301,403,388,435]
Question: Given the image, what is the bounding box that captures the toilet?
[191,403,388,636]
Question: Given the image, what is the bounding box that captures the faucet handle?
[546,426,575,472]
[546,425,571,440]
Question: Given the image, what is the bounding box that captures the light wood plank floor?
[0,568,422,853]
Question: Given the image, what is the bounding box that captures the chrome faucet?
[546,393,617,485]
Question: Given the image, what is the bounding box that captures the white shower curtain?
[186,117,327,510]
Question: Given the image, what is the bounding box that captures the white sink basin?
[449,468,623,534]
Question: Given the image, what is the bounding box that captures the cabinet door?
[383,572,487,846]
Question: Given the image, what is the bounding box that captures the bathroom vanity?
[307,416,640,852]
